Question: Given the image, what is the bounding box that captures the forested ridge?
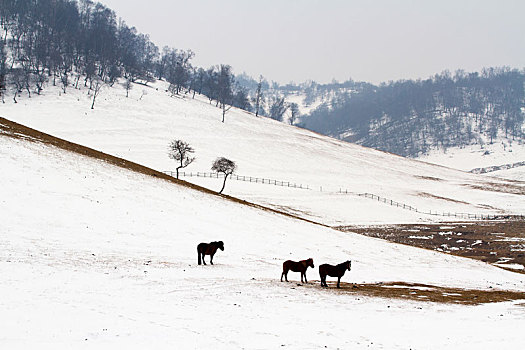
[0,0,251,112]
[300,69,525,157]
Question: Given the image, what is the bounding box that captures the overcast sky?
[98,0,525,84]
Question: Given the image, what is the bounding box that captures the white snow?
[417,142,525,177]
[2,80,525,348]
[2,135,525,349]
[1,80,524,225]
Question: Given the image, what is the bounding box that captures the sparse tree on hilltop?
[211,157,236,194]
[269,95,288,121]
[90,76,105,109]
[168,140,196,179]
[0,41,6,103]
[254,75,264,117]
[122,78,133,97]
[289,102,300,125]
[217,64,234,122]
[233,84,252,111]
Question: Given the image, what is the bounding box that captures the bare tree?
[211,157,236,194]
[90,77,105,109]
[217,64,234,123]
[254,75,264,117]
[122,78,133,97]
[269,95,288,121]
[10,68,24,103]
[168,140,196,179]
[0,41,6,103]
[60,70,69,94]
[289,102,300,125]
[233,84,252,111]
[34,70,48,95]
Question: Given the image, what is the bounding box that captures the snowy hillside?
[1,80,524,225]
[417,142,525,181]
[2,121,525,349]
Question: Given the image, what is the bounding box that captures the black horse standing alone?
[197,241,224,265]
[319,260,352,288]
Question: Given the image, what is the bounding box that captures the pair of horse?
[281,258,352,288]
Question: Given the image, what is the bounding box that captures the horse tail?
[197,246,201,265]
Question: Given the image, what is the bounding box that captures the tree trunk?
[219,174,229,194]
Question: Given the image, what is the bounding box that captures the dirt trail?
[302,281,525,305]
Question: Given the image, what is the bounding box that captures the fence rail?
[163,171,523,221]
[163,171,309,190]
[355,192,524,221]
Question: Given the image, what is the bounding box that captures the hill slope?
[299,69,525,158]
[1,81,524,225]
[2,119,525,349]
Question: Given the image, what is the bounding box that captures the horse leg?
[304,271,308,283]
[198,251,201,265]
[202,254,207,265]
[281,269,288,282]
[337,277,341,288]
[210,253,214,265]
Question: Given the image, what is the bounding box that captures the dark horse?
[319,260,352,288]
[281,258,314,283]
[197,241,224,265]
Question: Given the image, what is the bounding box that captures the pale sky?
[99,0,525,84]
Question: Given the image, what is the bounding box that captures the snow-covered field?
[1,81,524,225]
[492,165,525,181]
[1,80,525,348]
[417,142,525,180]
[2,133,525,349]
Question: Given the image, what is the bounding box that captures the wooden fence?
[163,171,309,190]
[355,192,523,220]
[164,171,523,221]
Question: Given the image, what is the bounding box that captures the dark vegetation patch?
[338,221,525,274]
[414,175,443,181]
[320,281,525,305]
[416,191,470,204]
[464,183,525,196]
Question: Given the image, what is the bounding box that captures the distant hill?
[297,68,525,158]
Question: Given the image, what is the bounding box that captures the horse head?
[217,241,224,251]
[307,258,314,268]
[346,260,352,271]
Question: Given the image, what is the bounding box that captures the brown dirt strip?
[304,281,525,305]
[0,117,327,227]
